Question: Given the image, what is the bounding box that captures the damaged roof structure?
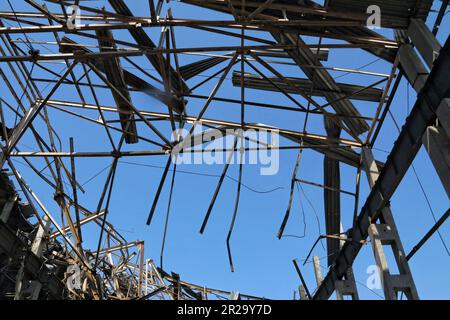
[0,0,448,300]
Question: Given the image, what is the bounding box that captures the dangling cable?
[277,148,303,239]
[298,182,325,250]
[388,110,449,257]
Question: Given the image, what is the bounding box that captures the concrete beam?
[437,99,450,138]
[408,19,442,69]
[313,35,450,300]
[398,44,429,92]
[403,20,450,199]
[299,285,308,300]
[362,147,419,300]
[324,119,342,266]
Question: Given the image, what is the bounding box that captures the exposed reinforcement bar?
[313,35,450,300]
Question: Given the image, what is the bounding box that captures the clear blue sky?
[1,0,449,299]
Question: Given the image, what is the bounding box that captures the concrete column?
[402,17,450,199]
[313,256,323,287]
[408,19,442,69]
[362,147,419,300]
[0,196,17,223]
[334,224,359,300]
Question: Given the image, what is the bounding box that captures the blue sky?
[1,0,449,299]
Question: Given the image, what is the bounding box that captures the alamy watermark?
[170,122,280,176]
[366,264,382,290]
[66,5,81,30]
[367,5,382,30]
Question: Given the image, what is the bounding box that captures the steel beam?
[437,98,450,138]
[422,125,450,198]
[324,118,342,266]
[408,18,442,69]
[402,25,450,199]
[362,147,419,300]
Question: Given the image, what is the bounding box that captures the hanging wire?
[298,182,325,250]
[334,58,381,80]
[226,137,244,272]
[4,1,43,128]
[119,160,284,194]
[281,179,307,239]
